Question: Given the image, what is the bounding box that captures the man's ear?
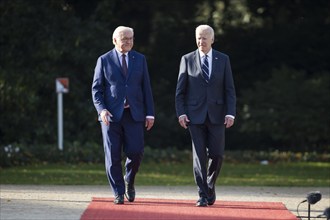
[113,37,118,45]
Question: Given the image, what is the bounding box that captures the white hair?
[112,26,134,44]
[195,25,214,40]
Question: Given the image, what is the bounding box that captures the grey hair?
[195,25,214,40]
[112,26,134,45]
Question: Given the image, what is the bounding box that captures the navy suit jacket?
[92,48,155,122]
[175,49,236,124]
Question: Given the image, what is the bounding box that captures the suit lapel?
[210,50,224,84]
[210,50,218,83]
[195,49,213,83]
[127,51,135,81]
[194,50,202,71]
[194,50,208,83]
[110,49,121,71]
[110,49,127,80]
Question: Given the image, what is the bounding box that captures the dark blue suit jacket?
[175,49,236,124]
[92,48,155,122]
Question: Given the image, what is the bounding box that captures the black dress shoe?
[114,194,124,204]
[196,197,208,207]
[207,188,216,205]
[125,181,135,202]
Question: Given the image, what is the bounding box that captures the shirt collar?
[199,49,212,59]
[115,48,128,57]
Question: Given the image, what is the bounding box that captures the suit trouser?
[100,109,144,196]
[188,117,225,198]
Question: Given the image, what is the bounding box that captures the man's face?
[114,30,134,53]
[196,30,214,54]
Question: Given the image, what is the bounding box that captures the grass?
[0,162,329,187]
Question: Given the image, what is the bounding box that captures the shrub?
[1,143,329,168]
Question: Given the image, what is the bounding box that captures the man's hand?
[145,118,155,131]
[178,115,190,129]
[224,116,234,128]
[100,109,112,126]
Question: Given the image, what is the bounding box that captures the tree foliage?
[1,0,329,152]
[240,66,330,151]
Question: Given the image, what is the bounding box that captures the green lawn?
[0,162,329,187]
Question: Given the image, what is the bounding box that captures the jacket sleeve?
[142,56,155,117]
[175,56,188,118]
[91,56,106,115]
[224,56,236,116]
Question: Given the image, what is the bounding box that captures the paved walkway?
[0,185,329,220]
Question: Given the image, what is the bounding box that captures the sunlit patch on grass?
[1,162,329,186]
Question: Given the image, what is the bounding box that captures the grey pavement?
[0,185,329,220]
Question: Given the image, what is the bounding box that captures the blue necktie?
[202,55,209,83]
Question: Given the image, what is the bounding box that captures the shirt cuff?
[225,115,235,119]
[146,116,155,119]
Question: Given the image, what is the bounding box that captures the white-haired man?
[92,26,155,204]
[175,24,236,207]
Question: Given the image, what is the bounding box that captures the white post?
[56,78,68,151]
[57,92,63,151]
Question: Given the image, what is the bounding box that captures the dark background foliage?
[1,0,329,157]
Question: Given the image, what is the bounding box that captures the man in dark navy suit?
[175,25,236,207]
[92,26,155,204]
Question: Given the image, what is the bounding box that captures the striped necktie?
[202,55,209,83]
